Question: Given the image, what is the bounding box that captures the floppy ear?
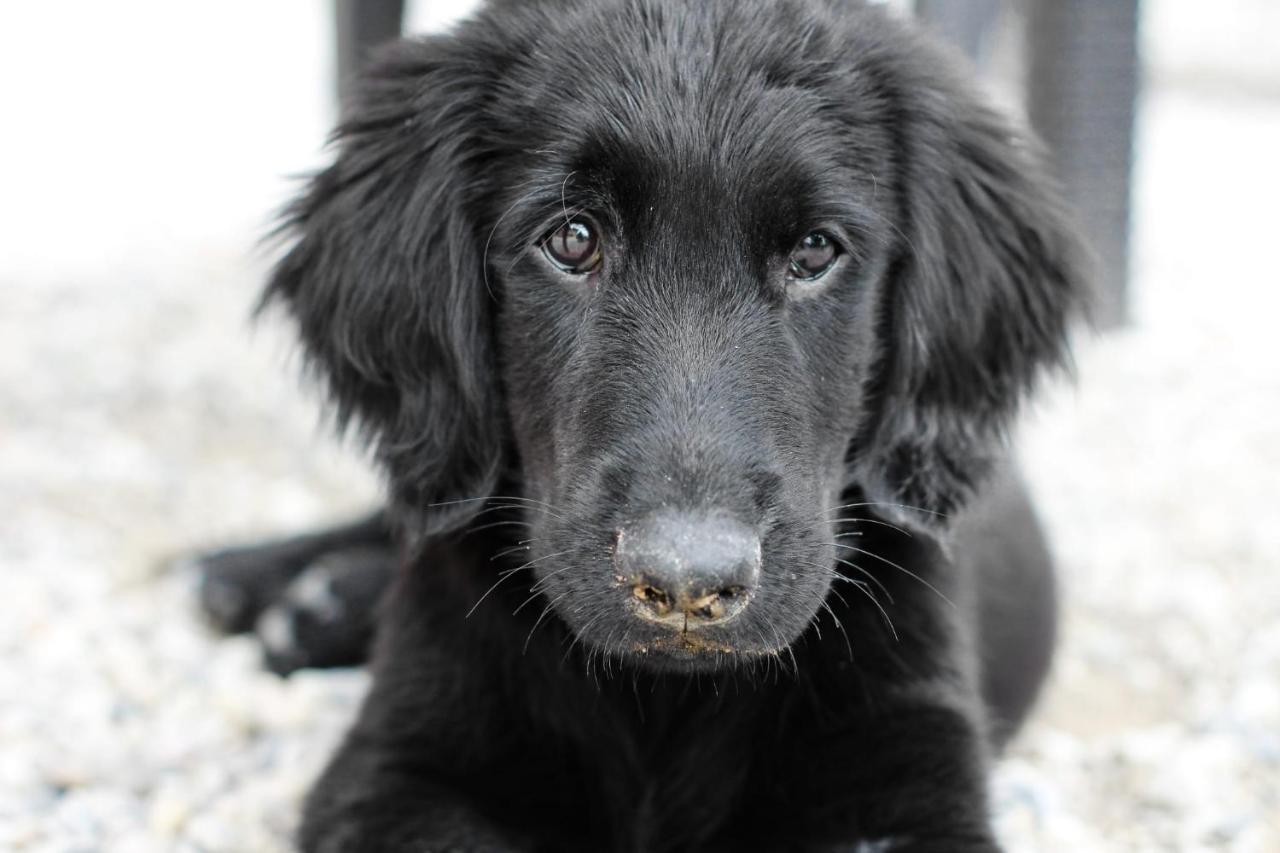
[855,42,1091,528]
[263,37,503,537]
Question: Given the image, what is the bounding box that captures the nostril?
[686,585,747,619]
[632,581,673,616]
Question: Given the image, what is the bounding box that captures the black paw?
[255,547,394,675]
[193,542,315,634]
[186,511,391,635]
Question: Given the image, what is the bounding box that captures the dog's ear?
[855,40,1091,528]
[263,36,502,538]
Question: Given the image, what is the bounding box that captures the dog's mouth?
[620,629,782,673]
[632,633,737,656]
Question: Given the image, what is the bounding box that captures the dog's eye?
[541,217,602,275]
[787,231,840,281]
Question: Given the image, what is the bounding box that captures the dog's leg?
[795,706,1002,852]
[954,461,1058,747]
[255,544,395,675]
[300,738,534,853]
[723,534,1005,853]
[189,511,391,634]
[728,692,1001,853]
[297,540,541,852]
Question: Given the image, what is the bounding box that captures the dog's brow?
[503,179,607,244]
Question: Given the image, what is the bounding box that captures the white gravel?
[2,2,1278,850]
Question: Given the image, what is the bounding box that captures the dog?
[197,0,1088,848]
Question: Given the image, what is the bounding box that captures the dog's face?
[485,7,899,664]
[267,0,1085,671]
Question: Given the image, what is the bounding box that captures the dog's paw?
[191,545,307,635]
[255,547,393,675]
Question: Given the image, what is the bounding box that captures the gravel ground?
[2,2,1278,850]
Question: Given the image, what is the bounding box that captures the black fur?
[251,0,1087,849]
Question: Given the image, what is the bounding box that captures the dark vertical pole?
[334,0,407,107]
[1026,0,1140,328]
[915,0,1003,66]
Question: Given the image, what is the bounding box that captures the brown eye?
[788,231,839,281]
[541,217,602,274]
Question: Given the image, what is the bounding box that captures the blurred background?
[1,1,1277,850]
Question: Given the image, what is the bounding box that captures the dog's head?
[266,0,1086,670]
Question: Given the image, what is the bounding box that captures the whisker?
[465,504,533,524]
[830,515,913,537]
[848,576,898,640]
[563,612,606,665]
[465,519,536,536]
[501,245,531,279]
[522,591,570,654]
[516,565,575,612]
[831,555,895,604]
[465,550,571,618]
[781,632,799,678]
[818,501,946,521]
[858,202,921,267]
[429,494,572,519]
[482,187,545,300]
[826,568,898,641]
[490,542,534,562]
[818,598,854,662]
[791,558,898,643]
[427,495,509,508]
[828,543,954,608]
[559,171,578,225]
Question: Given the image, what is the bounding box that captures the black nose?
[615,512,761,629]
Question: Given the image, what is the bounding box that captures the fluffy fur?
[250,0,1088,849]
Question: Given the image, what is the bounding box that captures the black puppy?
[210,0,1089,848]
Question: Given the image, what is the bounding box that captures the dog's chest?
[540,688,778,851]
